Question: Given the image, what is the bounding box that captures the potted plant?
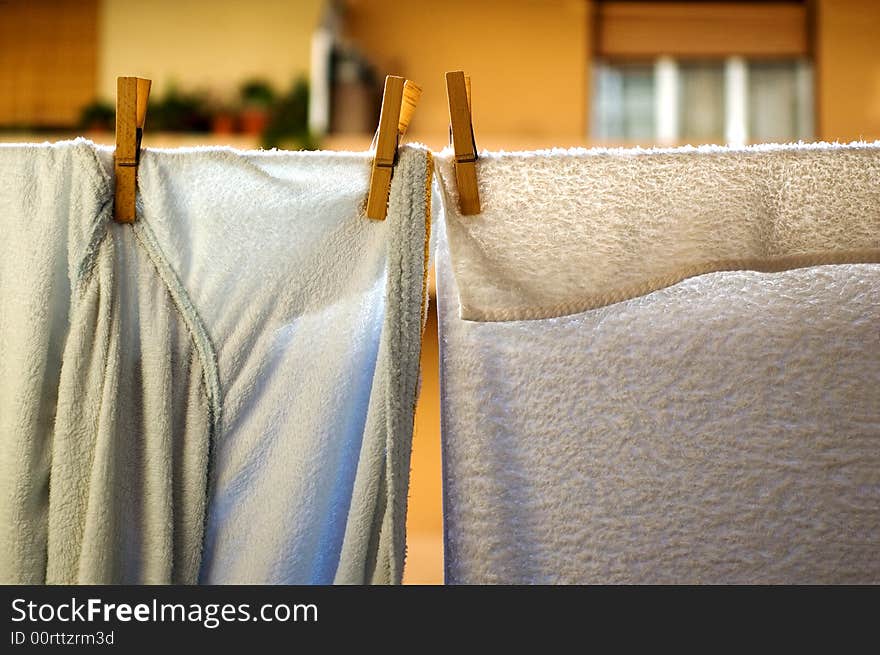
[208,93,237,134]
[78,100,115,134]
[239,79,276,136]
[262,77,318,150]
[149,86,211,132]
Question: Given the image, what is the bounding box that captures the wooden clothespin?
[366,75,422,220]
[114,76,151,223]
[445,71,480,215]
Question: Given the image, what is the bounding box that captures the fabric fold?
[0,140,108,583]
[2,139,431,585]
[436,141,880,321]
[1,140,216,584]
[47,218,215,584]
[132,144,433,584]
[436,144,880,584]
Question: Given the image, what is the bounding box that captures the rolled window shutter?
[596,2,809,59]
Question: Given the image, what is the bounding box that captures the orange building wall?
[403,301,445,584]
[343,0,593,149]
[816,0,880,141]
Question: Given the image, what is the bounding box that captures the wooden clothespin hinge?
[366,75,422,220]
[446,70,481,216]
[114,76,151,223]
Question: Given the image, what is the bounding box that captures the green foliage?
[240,79,276,107]
[262,77,319,150]
[148,85,211,132]
[71,78,318,145]
[78,100,115,131]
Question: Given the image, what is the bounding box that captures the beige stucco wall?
[97,0,323,101]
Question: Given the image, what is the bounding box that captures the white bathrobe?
[0,140,434,585]
[0,140,211,584]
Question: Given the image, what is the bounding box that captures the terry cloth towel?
[0,140,212,584]
[442,142,880,321]
[435,142,880,584]
[129,144,434,584]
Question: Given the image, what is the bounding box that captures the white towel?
[443,143,880,321]
[126,144,434,584]
[435,143,880,584]
[1,140,432,585]
[0,140,211,583]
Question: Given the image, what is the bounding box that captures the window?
[593,63,655,142]
[592,57,813,146]
[678,62,725,143]
[748,61,813,143]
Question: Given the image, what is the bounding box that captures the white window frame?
[593,57,814,145]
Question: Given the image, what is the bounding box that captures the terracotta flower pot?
[212,113,237,135]
[240,108,269,136]
[85,121,112,137]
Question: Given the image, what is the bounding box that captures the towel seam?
[419,152,434,329]
[461,249,880,322]
[71,140,223,439]
[129,218,222,584]
[71,140,114,291]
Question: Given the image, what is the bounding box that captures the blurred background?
[2,0,879,583]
